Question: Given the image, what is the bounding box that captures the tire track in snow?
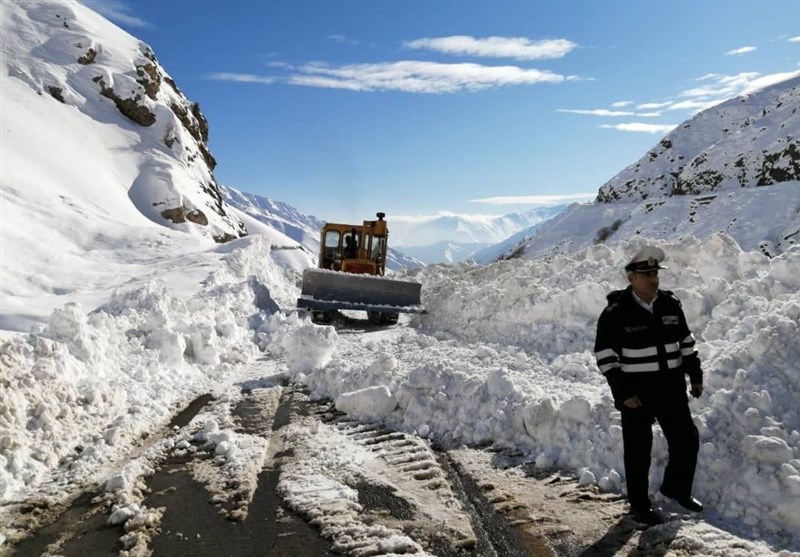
[280,398,544,556]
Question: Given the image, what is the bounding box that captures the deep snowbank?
[0,236,304,499]
[282,234,800,547]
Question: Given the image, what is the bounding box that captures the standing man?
[594,246,704,525]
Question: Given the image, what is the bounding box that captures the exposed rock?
[213,233,238,244]
[757,142,799,185]
[47,86,64,103]
[163,127,177,148]
[169,101,215,169]
[77,47,95,64]
[136,63,160,100]
[160,207,208,226]
[190,103,209,143]
[594,218,623,243]
[186,209,208,226]
[97,77,156,127]
[140,45,157,63]
[163,75,179,94]
[160,207,187,224]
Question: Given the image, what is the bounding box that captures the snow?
[6,232,797,553]
[1,1,799,555]
[480,181,800,264]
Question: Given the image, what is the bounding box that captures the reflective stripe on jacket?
[594,286,701,406]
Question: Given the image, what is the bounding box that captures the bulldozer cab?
[319,212,388,275]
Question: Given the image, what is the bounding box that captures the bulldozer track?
[309,400,541,557]
[4,383,667,557]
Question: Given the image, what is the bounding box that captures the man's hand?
[623,396,642,409]
[690,383,703,398]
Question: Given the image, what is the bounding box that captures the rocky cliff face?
[597,76,799,202]
[4,0,246,242]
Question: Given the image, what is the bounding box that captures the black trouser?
[620,383,699,509]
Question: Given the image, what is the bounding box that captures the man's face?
[629,270,659,302]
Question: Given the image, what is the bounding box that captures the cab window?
[322,230,340,268]
[370,236,386,260]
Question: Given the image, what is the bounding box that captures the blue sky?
[91,0,799,224]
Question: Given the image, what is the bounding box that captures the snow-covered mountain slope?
[498,182,799,261]
[389,206,566,264]
[598,74,799,201]
[221,185,325,248]
[489,75,800,263]
[1,0,246,242]
[385,247,426,271]
[0,0,317,332]
[390,206,565,248]
[400,240,491,264]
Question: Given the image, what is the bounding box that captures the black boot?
[659,488,703,512]
[629,502,663,526]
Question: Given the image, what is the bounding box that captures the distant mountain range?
[389,206,566,264]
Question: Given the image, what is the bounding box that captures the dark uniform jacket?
[595,286,702,410]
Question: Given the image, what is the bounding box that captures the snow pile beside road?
[288,233,800,548]
[0,236,297,500]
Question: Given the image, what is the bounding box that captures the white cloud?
[391,211,504,224]
[404,35,577,60]
[557,108,662,118]
[637,101,672,110]
[789,36,800,43]
[631,71,800,116]
[328,34,360,45]
[694,73,722,81]
[667,99,720,111]
[557,108,635,117]
[469,193,596,205]
[726,46,757,56]
[81,0,149,27]
[206,73,275,84]
[287,61,571,93]
[600,123,677,134]
[611,100,633,107]
[678,71,799,101]
[680,72,760,98]
[740,71,800,93]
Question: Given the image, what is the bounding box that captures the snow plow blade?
[297,268,425,314]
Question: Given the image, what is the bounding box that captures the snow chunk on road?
[282,322,338,373]
[335,385,398,418]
